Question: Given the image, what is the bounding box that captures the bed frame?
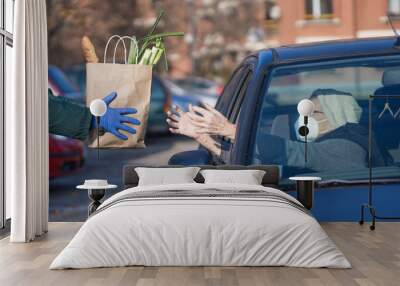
[122,165,280,189]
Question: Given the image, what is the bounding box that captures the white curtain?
[8,0,49,242]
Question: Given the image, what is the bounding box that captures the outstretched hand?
[187,103,236,140]
[167,105,224,156]
[94,92,141,140]
[166,106,200,139]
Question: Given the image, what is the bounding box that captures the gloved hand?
[91,92,140,140]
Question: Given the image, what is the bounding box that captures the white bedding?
[50,183,350,269]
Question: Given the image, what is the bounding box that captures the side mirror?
[168,149,211,165]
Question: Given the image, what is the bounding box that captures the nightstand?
[289,176,321,210]
[77,180,117,216]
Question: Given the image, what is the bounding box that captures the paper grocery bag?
[86,62,152,148]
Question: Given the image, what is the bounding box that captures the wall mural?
[45,1,400,224]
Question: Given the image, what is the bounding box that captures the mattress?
[50,183,350,269]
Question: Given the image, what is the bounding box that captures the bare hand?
[187,103,236,140]
[166,106,200,139]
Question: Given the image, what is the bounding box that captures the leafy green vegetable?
[152,46,164,65]
[139,49,152,65]
[137,11,164,61]
[137,32,184,62]
[132,11,184,68]
[148,11,164,38]
[148,47,158,64]
[139,32,185,43]
[127,37,138,64]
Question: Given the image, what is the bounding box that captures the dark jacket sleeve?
[48,89,93,140]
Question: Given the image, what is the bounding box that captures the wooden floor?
[0,222,399,286]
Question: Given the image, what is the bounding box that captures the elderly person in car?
[167,89,390,172]
[266,89,390,171]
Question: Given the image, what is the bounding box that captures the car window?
[251,55,400,185]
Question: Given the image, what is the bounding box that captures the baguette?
[81,36,99,63]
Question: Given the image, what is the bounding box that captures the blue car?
[48,65,84,103]
[170,37,400,222]
[162,78,199,111]
[163,78,218,111]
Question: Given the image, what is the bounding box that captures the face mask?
[295,116,319,142]
[316,117,331,136]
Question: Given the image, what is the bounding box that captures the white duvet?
[50,183,350,269]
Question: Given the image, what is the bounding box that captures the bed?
[50,165,350,269]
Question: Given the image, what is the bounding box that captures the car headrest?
[382,68,400,86]
[270,114,291,139]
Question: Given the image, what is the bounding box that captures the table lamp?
[90,99,107,159]
[297,99,315,163]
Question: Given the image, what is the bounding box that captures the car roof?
[259,37,400,64]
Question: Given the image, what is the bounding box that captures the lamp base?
[298,126,309,137]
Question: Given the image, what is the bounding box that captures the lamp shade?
[297,99,315,116]
[90,99,107,117]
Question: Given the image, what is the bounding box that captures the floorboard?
[0,222,399,286]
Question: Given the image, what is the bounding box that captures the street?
[49,134,198,221]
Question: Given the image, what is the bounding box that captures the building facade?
[46,0,400,79]
[161,0,400,79]
[266,0,400,45]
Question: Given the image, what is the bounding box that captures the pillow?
[200,169,266,185]
[135,167,200,186]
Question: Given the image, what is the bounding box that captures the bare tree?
[46,0,266,80]
[47,0,145,67]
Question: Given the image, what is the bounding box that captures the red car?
[48,66,85,178]
[49,135,84,178]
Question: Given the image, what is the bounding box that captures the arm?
[195,134,221,156]
[48,89,92,140]
[48,90,140,141]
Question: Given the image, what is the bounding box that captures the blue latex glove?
[92,92,140,140]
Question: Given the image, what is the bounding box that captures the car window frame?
[216,57,257,163]
[224,67,252,121]
[209,65,250,163]
[215,56,257,116]
[229,70,253,124]
[214,67,245,116]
